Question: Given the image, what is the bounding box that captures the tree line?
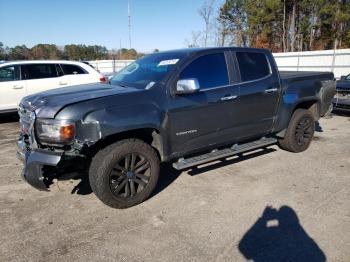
[0,42,145,61]
[187,0,350,52]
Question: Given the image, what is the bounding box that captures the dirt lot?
[0,113,349,262]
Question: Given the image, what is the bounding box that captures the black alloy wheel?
[295,116,313,146]
[109,153,151,198]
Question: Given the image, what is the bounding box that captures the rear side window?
[236,52,270,82]
[0,66,20,82]
[56,64,64,76]
[180,53,229,90]
[61,64,86,75]
[21,64,58,80]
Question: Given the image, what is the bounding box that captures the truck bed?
[279,70,336,117]
[279,71,334,81]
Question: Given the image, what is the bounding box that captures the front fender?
[75,103,163,142]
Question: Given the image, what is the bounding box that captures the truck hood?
[20,83,140,118]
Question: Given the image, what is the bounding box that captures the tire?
[278,109,315,153]
[89,139,160,209]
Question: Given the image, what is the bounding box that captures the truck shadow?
[71,148,278,199]
[0,112,19,123]
[151,148,277,198]
[187,148,276,176]
[238,205,326,262]
[70,163,183,197]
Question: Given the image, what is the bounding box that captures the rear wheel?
[278,109,315,153]
[89,139,160,208]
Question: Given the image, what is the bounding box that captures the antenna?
[128,0,131,49]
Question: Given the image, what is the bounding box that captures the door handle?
[59,81,68,85]
[265,88,278,93]
[13,85,24,89]
[220,95,238,101]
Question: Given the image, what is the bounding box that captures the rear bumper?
[16,139,62,191]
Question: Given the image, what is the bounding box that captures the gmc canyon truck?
[16,47,336,208]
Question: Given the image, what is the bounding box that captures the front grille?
[18,104,37,148]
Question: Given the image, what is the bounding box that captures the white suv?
[0,60,107,113]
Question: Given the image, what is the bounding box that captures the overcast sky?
[0,0,223,52]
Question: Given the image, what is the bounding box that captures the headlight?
[35,119,76,144]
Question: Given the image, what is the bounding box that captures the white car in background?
[0,60,107,113]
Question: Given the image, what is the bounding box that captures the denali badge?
[176,130,197,136]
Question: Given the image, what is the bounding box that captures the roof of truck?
[155,47,270,56]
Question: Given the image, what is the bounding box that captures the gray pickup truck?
[17,47,336,208]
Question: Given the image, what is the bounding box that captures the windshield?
[346,74,350,81]
[110,52,186,89]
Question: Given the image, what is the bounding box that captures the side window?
[61,64,86,75]
[56,64,64,76]
[236,52,271,82]
[21,64,58,80]
[180,53,229,90]
[0,66,20,82]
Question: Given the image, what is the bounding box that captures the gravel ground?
[0,113,349,262]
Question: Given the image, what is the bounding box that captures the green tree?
[0,42,4,60]
[317,0,350,49]
[218,0,350,51]
[29,44,62,59]
[219,0,249,46]
[9,45,30,60]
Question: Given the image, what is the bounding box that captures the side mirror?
[175,78,200,95]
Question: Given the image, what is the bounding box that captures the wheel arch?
[275,98,320,138]
[292,98,321,120]
[84,127,165,161]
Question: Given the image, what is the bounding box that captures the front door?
[168,52,240,155]
[0,65,26,111]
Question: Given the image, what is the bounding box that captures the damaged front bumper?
[16,138,62,191]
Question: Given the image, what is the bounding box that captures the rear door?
[60,63,97,86]
[0,65,26,111]
[21,63,61,95]
[234,51,280,139]
[168,52,241,155]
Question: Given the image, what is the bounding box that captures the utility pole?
[119,38,122,60]
[128,0,131,49]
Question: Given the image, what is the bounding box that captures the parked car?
[332,73,350,112]
[16,47,335,208]
[0,60,107,113]
[103,72,116,81]
[81,61,99,72]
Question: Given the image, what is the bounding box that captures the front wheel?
[89,139,160,208]
[278,109,315,153]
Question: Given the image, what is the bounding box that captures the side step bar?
[172,137,277,170]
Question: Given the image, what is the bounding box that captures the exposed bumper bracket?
[17,141,62,191]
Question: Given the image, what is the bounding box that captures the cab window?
[0,66,20,82]
[179,53,229,90]
[61,64,86,75]
[21,64,58,80]
[236,52,271,82]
